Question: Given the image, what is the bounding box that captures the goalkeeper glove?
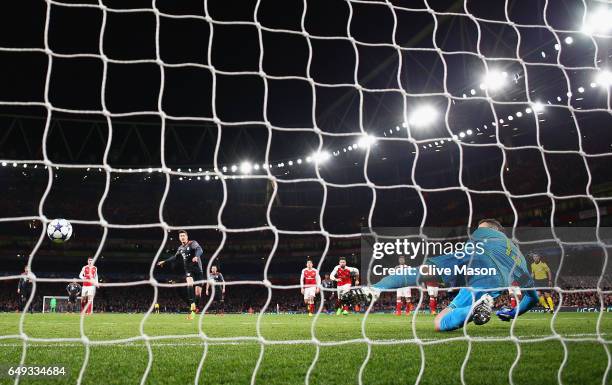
[496,306,517,322]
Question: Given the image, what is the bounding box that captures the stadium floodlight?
[240,161,252,174]
[288,160,293,166]
[481,69,508,91]
[582,7,612,35]
[231,165,238,173]
[357,134,376,149]
[466,129,473,135]
[296,159,302,164]
[1,162,6,166]
[204,175,210,181]
[253,163,260,171]
[594,70,612,87]
[564,36,573,44]
[222,166,227,172]
[408,105,438,127]
[312,150,331,164]
[533,101,545,113]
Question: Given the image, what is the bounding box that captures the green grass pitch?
[0,312,610,385]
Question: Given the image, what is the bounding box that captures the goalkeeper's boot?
[471,294,494,325]
[340,287,380,307]
[336,308,342,316]
[342,309,349,315]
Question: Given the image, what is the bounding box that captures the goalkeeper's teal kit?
[372,227,539,330]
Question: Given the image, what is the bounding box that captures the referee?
[529,252,555,312]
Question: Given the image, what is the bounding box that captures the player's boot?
[187,303,196,320]
[308,312,313,317]
[342,309,349,315]
[471,294,494,325]
[336,308,342,316]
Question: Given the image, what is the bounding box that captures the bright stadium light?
[240,161,252,174]
[533,101,545,113]
[230,165,237,172]
[594,69,612,87]
[357,134,376,149]
[481,69,508,91]
[312,151,331,164]
[582,8,612,35]
[408,105,438,127]
[253,163,260,171]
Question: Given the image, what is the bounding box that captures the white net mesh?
[0,0,611,384]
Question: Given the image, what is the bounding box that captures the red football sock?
[429,298,437,313]
[510,297,517,309]
[406,302,412,315]
[342,305,348,312]
[396,302,402,313]
[309,304,315,313]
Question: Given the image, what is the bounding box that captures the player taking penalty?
[300,259,321,316]
[344,219,539,331]
[79,257,99,315]
[157,230,204,320]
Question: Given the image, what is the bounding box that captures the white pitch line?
[0,333,607,348]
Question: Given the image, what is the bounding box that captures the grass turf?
[0,311,610,385]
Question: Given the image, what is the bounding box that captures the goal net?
[0,0,610,384]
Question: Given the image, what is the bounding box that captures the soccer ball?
[47,218,73,243]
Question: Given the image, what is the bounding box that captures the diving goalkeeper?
[344,219,539,331]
